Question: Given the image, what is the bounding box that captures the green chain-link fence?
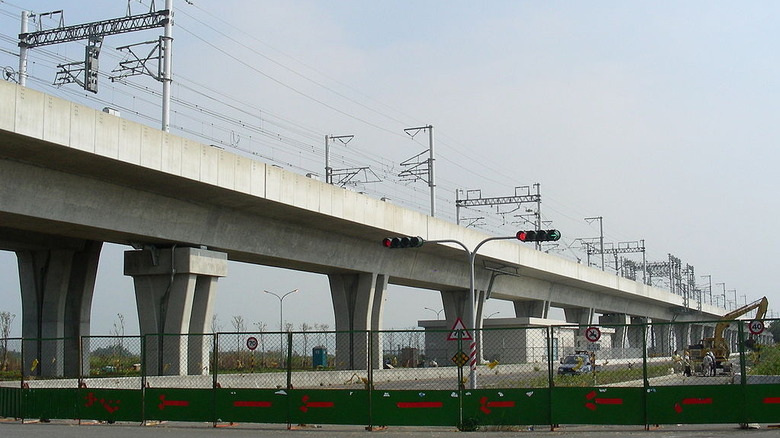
[1,318,779,426]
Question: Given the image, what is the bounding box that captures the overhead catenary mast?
[17,0,174,132]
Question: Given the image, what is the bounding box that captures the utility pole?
[715,282,726,310]
[701,274,713,306]
[325,134,353,184]
[584,216,604,271]
[18,1,174,131]
[400,125,435,217]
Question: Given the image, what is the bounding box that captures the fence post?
[546,326,555,431]
[140,334,147,425]
[212,333,218,428]
[367,329,374,430]
[286,332,293,390]
[642,322,649,430]
[19,337,25,422]
[212,333,219,389]
[737,321,748,425]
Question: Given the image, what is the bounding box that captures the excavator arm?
[714,297,769,342]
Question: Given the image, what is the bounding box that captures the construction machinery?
[688,297,768,375]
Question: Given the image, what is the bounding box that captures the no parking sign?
[585,327,601,342]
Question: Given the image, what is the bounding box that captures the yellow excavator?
[688,297,768,375]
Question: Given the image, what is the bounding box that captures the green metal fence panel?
[370,389,460,426]
[551,387,645,425]
[78,388,143,422]
[214,388,289,424]
[461,388,551,427]
[144,388,214,422]
[645,385,744,424]
[287,389,369,425]
[22,388,79,420]
[0,387,20,418]
[743,384,780,423]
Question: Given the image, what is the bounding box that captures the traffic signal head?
[516,229,561,242]
[382,236,425,248]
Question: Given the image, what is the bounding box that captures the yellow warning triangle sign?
[447,317,473,341]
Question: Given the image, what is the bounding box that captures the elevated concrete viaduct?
[0,80,725,376]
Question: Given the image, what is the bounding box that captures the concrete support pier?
[599,313,631,349]
[16,239,102,378]
[329,272,388,370]
[124,246,227,376]
[514,300,550,319]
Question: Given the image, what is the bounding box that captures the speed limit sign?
[748,320,765,335]
[246,336,259,351]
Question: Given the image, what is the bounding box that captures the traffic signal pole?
[427,236,518,389]
[383,230,561,389]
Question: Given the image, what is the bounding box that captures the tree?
[212,314,222,334]
[112,313,125,353]
[768,321,780,343]
[1,311,15,371]
[300,323,311,367]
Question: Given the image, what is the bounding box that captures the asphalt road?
[2,420,780,437]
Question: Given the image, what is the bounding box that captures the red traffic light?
[382,236,425,248]
[516,229,561,242]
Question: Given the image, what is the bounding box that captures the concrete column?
[690,324,703,347]
[125,247,226,376]
[441,289,468,339]
[672,324,690,353]
[513,300,550,318]
[564,307,595,326]
[599,314,631,349]
[563,307,595,350]
[652,323,671,357]
[16,240,102,378]
[329,272,388,370]
[627,316,647,349]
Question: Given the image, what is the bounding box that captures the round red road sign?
[585,327,601,342]
[748,320,765,335]
[246,336,259,350]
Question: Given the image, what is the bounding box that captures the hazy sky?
[1,1,778,337]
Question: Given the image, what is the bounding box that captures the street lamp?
[424,307,444,320]
[264,288,298,367]
[487,312,501,319]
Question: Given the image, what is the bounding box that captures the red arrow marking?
[396,402,443,408]
[675,397,713,413]
[763,397,780,404]
[158,394,189,410]
[299,395,335,412]
[682,398,712,405]
[595,398,623,405]
[233,401,272,408]
[584,391,623,410]
[479,396,515,414]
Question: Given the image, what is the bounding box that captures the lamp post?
[487,312,501,319]
[264,289,298,367]
[424,307,444,320]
